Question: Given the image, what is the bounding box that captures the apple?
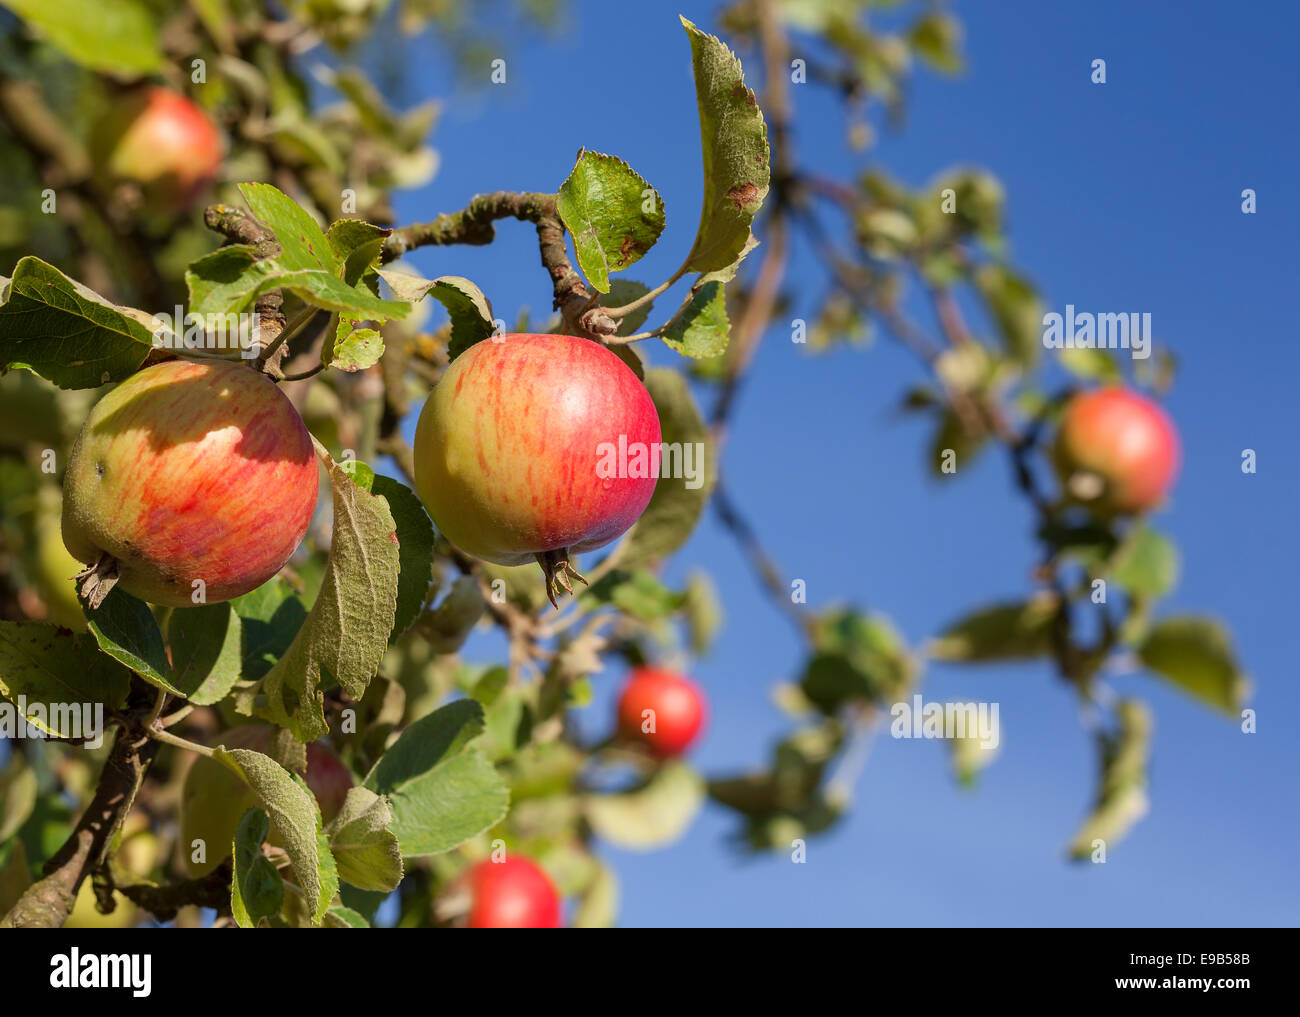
[180,725,353,877]
[413,334,660,605]
[1053,387,1180,514]
[616,667,707,758]
[61,359,318,608]
[93,87,223,213]
[463,856,562,929]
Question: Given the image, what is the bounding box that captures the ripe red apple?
[1053,386,1180,514]
[93,87,223,212]
[61,359,318,608]
[616,667,707,758]
[463,856,562,929]
[180,725,353,877]
[412,334,660,604]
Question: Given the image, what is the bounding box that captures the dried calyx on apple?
[412,333,662,607]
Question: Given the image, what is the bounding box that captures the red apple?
[61,359,318,608]
[464,856,562,929]
[412,334,660,604]
[616,667,707,758]
[1053,387,1180,514]
[180,725,353,877]
[94,86,223,212]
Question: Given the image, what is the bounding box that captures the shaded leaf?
[557,149,665,293]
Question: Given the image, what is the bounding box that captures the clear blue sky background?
[378,0,1298,926]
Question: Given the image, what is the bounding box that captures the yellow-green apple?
[616,667,707,757]
[61,359,318,608]
[1053,386,1180,514]
[180,725,352,876]
[413,334,660,604]
[93,86,223,213]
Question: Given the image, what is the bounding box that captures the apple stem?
[74,551,121,610]
[534,549,589,609]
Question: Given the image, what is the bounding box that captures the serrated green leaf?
[231,807,284,928]
[82,587,176,693]
[363,700,509,857]
[244,441,398,742]
[662,281,729,358]
[0,257,153,389]
[329,327,384,372]
[679,17,770,274]
[324,787,403,892]
[556,149,665,293]
[0,621,130,738]
[216,748,326,921]
[417,275,497,360]
[1137,616,1249,714]
[350,467,436,643]
[166,603,243,706]
[230,578,307,681]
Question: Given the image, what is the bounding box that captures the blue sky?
[385,0,1298,926]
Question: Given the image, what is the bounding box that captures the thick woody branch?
[382,190,616,340]
[1,714,160,928]
[113,861,233,922]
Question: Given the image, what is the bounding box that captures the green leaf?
[329,327,384,372]
[556,149,665,293]
[585,760,705,850]
[801,610,912,711]
[908,12,964,73]
[230,578,307,680]
[166,603,243,706]
[0,0,163,73]
[615,369,713,567]
[1137,617,1249,714]
[324,787,404,892]
[1058,346,1122,384]
[238,183,338,274]
[581,569,686,622]
[928,597,1059,663]
[245,442,399,742]
[0,257,153,389]
[415,275,497,360]
[185,246,280,318]
[679,17,770,273]
[216,747,329,923]
[323,905,369,928]
[661,281,729,359]
[1068,700,1151,860]
[606,280,655,336]
[974,264,1041,365]
[350,469,435,643]
[326,220,391,283]
[0,621,130,737]
[0,764,38,843]
[82,587,176,694]
[683,571,723,655]
[1107,526,1179,599]
[231,807,284,929]
[572,860,619,929]
[363,700,509,858]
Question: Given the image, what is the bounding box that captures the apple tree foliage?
[0,0,1249,927]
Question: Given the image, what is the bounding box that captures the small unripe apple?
[413,334,660,604]
[180,725,352,876]
[616,667,707,757]
[463,856,562,929]
[61,359,318,608]
[93,87,223,212]
[1053,387,1180,514]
